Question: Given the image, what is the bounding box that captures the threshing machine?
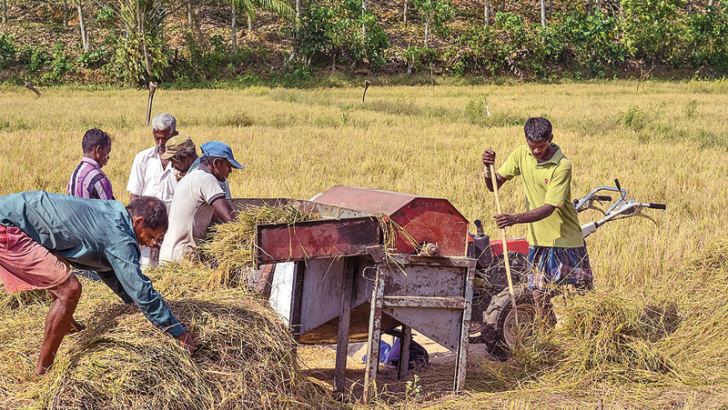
[242,186,475,401]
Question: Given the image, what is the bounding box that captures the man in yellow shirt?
[482,117,593,317]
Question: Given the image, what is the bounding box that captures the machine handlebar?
[577,179,667,238]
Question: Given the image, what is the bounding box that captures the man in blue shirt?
[0,192,196,375]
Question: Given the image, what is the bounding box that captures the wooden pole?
[146,82,158,126]
[488,164,519,327]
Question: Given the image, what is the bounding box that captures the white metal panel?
[269,262,296,325]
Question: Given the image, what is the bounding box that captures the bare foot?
[35,362,51,376]
[68,318,86,334]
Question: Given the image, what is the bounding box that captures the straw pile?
[199,205,320,288]
[0,289,52,310]
[473,238,728,407]
[0,206,335,409]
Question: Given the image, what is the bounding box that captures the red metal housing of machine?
[312,185,470,257]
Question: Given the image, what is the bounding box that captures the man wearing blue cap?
[159,141,242,263]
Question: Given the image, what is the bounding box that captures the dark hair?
[82,128,112,153]
[126,197,168,231]
[524,117,553,142]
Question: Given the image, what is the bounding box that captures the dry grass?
[199,204,320,287]
[1,81,727,408]
[0,266,335,409]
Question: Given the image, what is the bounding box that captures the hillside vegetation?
[0,0,727,86]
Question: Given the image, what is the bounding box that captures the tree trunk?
[2,0,7,24]
[331,53,336,73]
[540,0,546,28]
[247,14,252,32]
[295,0,300,22]
[77,0,89,52]
[424,18,429,48]
[231,3,237,52]
[63,0,69,27]
[362,0,366,37]
[187,0,193,29]
[484,0,489,26]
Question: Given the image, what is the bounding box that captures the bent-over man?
[0,192,196,375]
[482,117,592,318]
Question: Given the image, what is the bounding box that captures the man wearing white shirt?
[127,113,179,266]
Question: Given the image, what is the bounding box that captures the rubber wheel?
[482,286,537,361]
[469,252,530,343]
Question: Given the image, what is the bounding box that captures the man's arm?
[495,163,573,229]
[494,204,557,229]
[104,243,195,350]
[482,148,518,192]
[484,171,508,192]
[90,173,115,200]
[210,197,234,223]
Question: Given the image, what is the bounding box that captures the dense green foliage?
[295,0,389,69]
[0,33,16,70]
[0,0,726,85]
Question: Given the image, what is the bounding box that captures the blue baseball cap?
[200,141,243,169]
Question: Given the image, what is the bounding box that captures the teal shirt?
[0,191,185,337]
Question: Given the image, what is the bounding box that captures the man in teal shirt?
[482,117,593,318]
[0,191,195,375]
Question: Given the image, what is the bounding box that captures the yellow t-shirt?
[498,144,584,248]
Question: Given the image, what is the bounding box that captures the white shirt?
[127,146,177,266]
[127,146,177,208]
[159,169,226,263]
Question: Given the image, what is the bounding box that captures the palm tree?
[229,0,294,51]
[115,0,173,84]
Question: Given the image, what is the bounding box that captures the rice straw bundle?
[0,268,335,409]
[199,205,320,288]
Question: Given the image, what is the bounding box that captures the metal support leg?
[334,259,355,394]
[289,262,305,338]
[363,265,386,403]
[454,264,475,392]
[397,325,411,380]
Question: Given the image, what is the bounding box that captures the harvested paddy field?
[0,81,727,409]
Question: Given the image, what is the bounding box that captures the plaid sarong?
[527,245,593,291]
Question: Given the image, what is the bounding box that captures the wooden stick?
[362,79,370,102]
[488,164,519,327]
[146,81,158,126]
[24,81,42,98]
